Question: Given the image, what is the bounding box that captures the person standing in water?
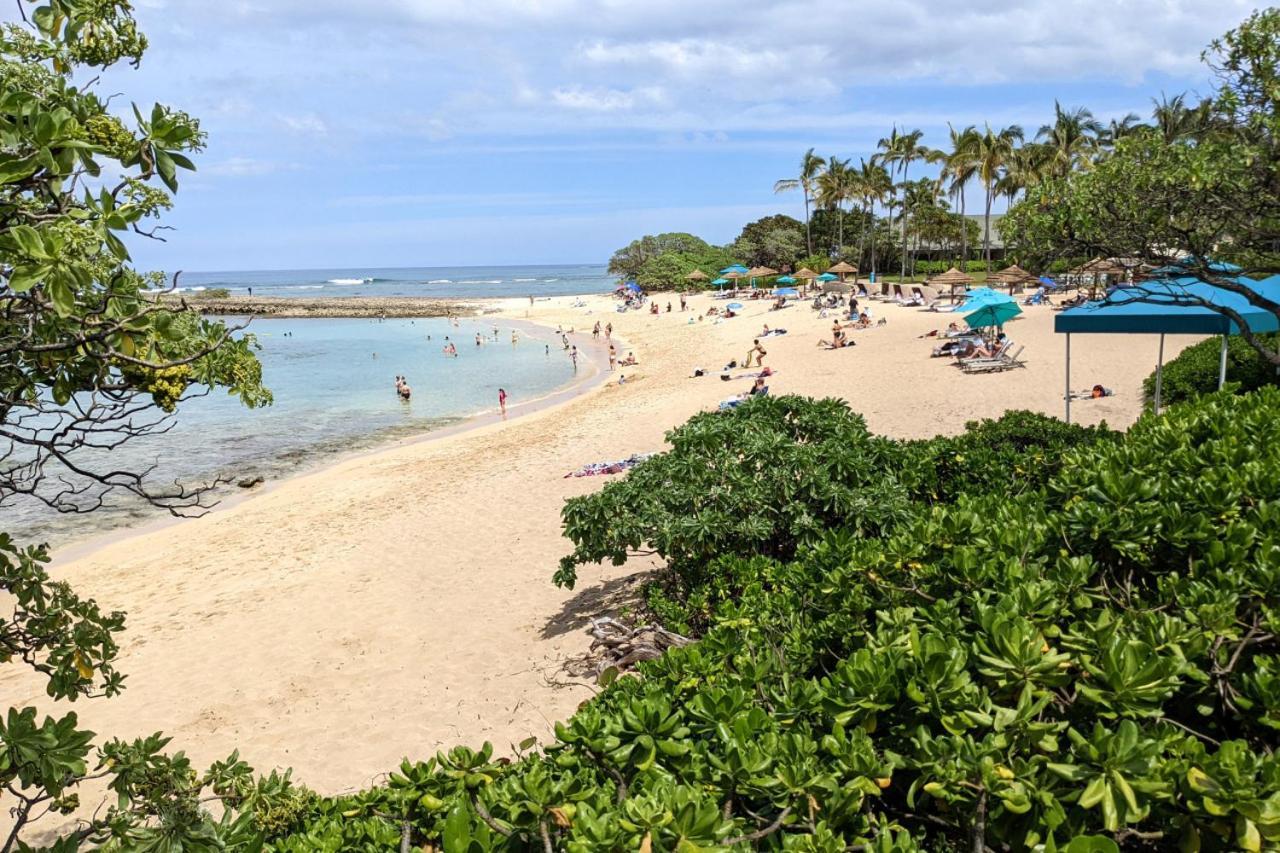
[498,387,507,416]
[608,344,616,370]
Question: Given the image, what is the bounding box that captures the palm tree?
[1151,93,1213,143]
[1036,101,1103,179]
[942,124,979,268]
[878,128,934,280]
[773,148,826,256]
[975,124,1023,270]
[1101,112,1143,149]
[815,157,851,257]
[858,158,892,276]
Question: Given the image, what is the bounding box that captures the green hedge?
[250,393,1280,851]
[1143,333,1280,406]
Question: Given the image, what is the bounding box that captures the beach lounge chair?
[961,345,1026,373]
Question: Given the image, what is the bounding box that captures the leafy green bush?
[554,396,913,593]
[903,410,1117,504]
[913,260,997,275]
[1143,333,1280,406]
[257,389,1280,852]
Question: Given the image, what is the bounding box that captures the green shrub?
[904,410,1117,504]
[260,389,1280,852]
[1143,333,1280,406]
[554,396,913,594]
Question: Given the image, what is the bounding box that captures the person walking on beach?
[593,321,601,339]
[680,293,687,311]
[498,387,507,416]
[608,344,616,371]
[605,322,612,340]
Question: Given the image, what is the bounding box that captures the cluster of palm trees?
[773,94,1214,278]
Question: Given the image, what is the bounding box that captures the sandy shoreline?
[4,290,1199,839]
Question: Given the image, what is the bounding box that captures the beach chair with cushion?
[961,345,1026,373]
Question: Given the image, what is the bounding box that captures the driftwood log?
[563,617,694,682]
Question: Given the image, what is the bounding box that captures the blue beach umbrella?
[817,273,839,282]
[775,287,799,296]
[776,276,797,284]
[625,281,641,293]
[726,302,744,311]
[964,301,1022,328]
[721,264,750,275]
[711,277,730,287]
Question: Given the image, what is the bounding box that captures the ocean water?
[166,263,613,299]
[1,315,584,547]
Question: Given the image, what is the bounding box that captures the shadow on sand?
[540,571,650,640]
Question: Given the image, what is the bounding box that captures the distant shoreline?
[165,294,490,318]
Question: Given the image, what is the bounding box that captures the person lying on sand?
[718,377,770,410]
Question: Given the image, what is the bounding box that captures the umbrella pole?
[1154,333,1165,415]
[1218,335,1229,390]
[1064,333,1072,424]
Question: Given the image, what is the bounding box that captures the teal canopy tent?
[1054,272,1280,421]
[817,273,838,282]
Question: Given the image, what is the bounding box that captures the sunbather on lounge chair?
[966,335,1010,360]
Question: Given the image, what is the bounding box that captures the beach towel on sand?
[564,453,654,478]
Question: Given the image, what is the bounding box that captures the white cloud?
[202,157,301,177]
[548,85,665,111]
[278,113,328,134]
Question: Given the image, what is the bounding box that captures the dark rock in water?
[237,476,265,488]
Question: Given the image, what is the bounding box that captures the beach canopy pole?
[1064,333,1072,423]
[1219,335,1229,390]
[1154,333,1165,414]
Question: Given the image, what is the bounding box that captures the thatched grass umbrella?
[746,266,778,289]
[928,266,975,304]
[828,261,858,282]
[989,263,1036,294]
[684,269,709,282]
[1070,258,1128,298]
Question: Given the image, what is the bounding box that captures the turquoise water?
[170,263,612,299]
[2,316,583,546]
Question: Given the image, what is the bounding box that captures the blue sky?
[21,0,1257,271]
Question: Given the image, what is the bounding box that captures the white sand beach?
[3,290,1197,833]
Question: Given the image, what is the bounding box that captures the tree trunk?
[869,204,878,276]
[899,162,910,281]
[983,182,993,271]
[856,201,868,272]
[959,184,968,271]
[803,188,812,257]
